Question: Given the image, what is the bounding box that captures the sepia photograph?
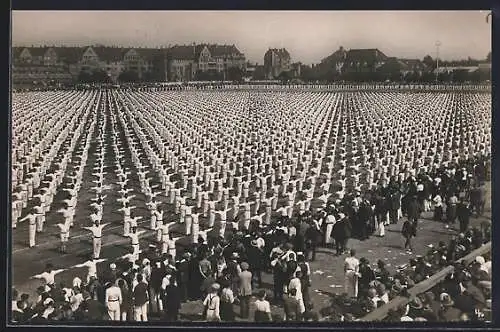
[10,10,492,324]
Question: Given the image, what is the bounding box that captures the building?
[398,59,426,76]
[290,62,302,78]
[264,48,291,79]
[122,47,166,81]
[12,43,245,85]
[166,44,246,82]
[342,48,388,73]
[319,46,348,74]
[12,46,79,87]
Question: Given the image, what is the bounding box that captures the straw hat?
[240,262,249,270]
[211,283,221,291]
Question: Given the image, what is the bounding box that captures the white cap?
[142,258,150,265]
[110,263,117,269]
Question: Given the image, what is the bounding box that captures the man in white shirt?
[55,221,70,253]
[30,264,65,291]
[19,213,37,248]
[83,222,110,259]
[105,281,123,321]
[74,258,107,284]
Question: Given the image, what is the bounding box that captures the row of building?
[12,44,247,85]
[11,44,491,86]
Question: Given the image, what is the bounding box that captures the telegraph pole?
[435,41,441,83]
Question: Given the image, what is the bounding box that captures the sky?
[12,11,491,65]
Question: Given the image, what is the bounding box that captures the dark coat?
[407,198,420,220]
[164,284,181,312]
[402,220,416,238]
[332,219,351,240]
[457,203,472,223]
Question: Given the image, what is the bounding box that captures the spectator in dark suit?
[456,199,472,233]
[132,274,149,322]
[283,288,301,321]
[402,219,417,252]
[163,276,181,321]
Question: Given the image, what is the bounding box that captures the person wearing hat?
[203,283,221,322]
[238,262,253,319]
[438,292,462,321]
[332,212,351,255]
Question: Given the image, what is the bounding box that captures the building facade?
[263,48,291,79]
[166,44,246,82]
[12,43,245,85]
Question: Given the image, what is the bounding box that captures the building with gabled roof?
[264,48,291,79]
[165,43,245,82]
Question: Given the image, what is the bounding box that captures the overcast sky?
[12,11,491,64]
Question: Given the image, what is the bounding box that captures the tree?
[77,70,93,83]
[118,70,139,83]
[143,70,163,82]
[227,66,244,82]
[422,55,435,70]
[486,51,491,62]
[92,69,111,83]
[277,70,292,83]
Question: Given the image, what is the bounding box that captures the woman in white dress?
[288,271,305,314]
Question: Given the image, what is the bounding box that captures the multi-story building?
[263,48,291,79]
[166,44,245,82]
[12,43,245,84]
